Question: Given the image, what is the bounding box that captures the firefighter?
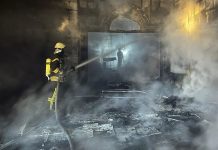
[46,42,65,110]
[117,48,124,69]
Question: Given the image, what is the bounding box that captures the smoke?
[162,1,218,101]
[108,0,130,16]
[58,17,70,33]
[57,1,81,40]
[162,0,218,149]
[58,15,81,39]
[97,0,130,15]
[0,84,54,150]
[2,1,218,150]
[76,137,118,150]
[0,0,70,110]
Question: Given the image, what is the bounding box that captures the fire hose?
[55,81,74,150]
[0,39,145,150]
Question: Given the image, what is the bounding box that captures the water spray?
[73,37,147,71]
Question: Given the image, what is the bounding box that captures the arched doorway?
[110,15,140,31]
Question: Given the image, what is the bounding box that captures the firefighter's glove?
[46,75,50,81]
[71,66,76,71]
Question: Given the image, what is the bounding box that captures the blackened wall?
[0,0,68,115]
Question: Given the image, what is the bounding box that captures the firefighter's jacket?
[46,52,64,82]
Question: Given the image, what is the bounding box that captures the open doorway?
[88,32,160,85]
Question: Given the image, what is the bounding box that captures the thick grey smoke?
[162,1,218,149]
[1,85,51,140]
[162,2,218,102]
[2,1,218,150]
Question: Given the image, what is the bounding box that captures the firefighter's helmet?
[54,42,65,54]
[55,42,65,49]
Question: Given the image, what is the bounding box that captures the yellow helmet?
[54,42,65,49]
